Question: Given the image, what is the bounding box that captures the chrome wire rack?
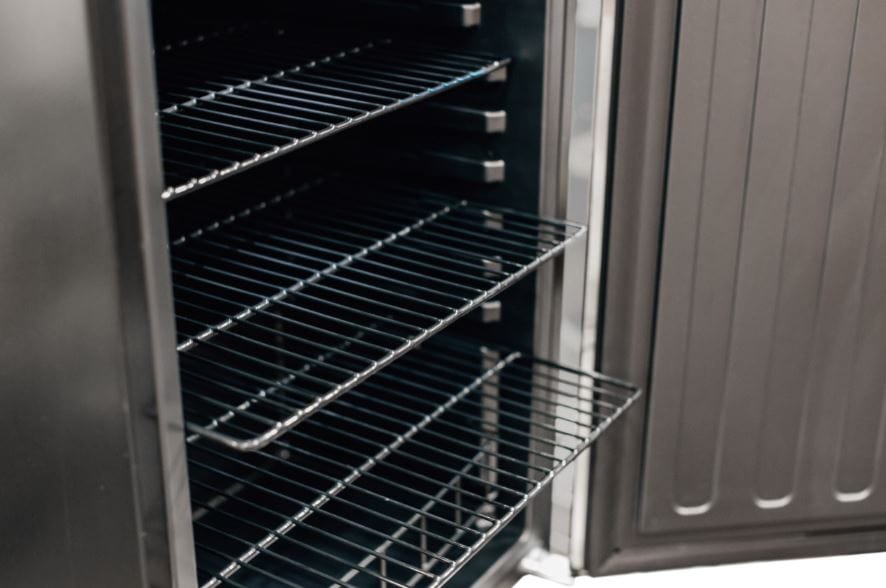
[172,178,585,451]
[188,337,640,588]
[155,27,509,199]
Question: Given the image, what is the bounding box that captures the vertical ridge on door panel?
[672,0,765,514]
[751,0,857,506]
[716,0,815,511]
[647,0,719,514]
[646,0,766,520]
[820,0,886,502]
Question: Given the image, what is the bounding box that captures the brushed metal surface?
[642,0,886,533]
[0,1,195,585]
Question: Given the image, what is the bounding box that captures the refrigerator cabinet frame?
[0,0,589,586]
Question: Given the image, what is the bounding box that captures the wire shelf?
[155,27,509,199]
[172,178,585,451]
[187,337,640,588]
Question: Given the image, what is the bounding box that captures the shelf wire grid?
[187,337,640,588]
[155,26,509,199]
[172,178,585,451]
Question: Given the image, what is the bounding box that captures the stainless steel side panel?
[0,1,195,586]
[643,0,886,534]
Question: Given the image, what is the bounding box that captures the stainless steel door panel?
[642,0,886,534]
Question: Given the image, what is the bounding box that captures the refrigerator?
[3,0,886,586]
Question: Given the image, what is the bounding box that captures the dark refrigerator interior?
[74,1,640,587]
